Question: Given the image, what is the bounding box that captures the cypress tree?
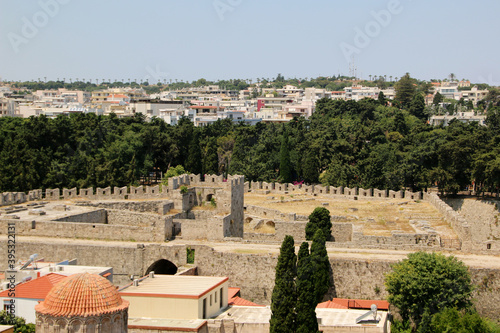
[409,93,426,120]
[203,137,218,175]
[305,207,332,241]
[302,149,319,184]
[270,235,297,333]
[279,129,292,183]
[296,242,319,333]
[186,130,202,174]
[310,230,331,304]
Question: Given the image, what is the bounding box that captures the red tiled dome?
[35,273,129,317]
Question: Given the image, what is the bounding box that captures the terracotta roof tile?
[227,287,240,300]
[35,273,129,317]
[0,273,66,300]
[228,296,262,307]
[317,298,389,310]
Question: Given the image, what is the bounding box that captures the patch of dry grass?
[244,192,457,238]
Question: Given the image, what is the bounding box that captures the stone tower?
[35,273,129,332]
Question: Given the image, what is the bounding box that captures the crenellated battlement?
[168,174,245,191]
[246,181,421,200]
[1,185,167,206]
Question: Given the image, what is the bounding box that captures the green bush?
[0,311,35,333]
[161,165,189,186]
[187,247,195,264]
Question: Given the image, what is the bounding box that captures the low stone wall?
[174,214,232,241]
[443,197,500,252]
[53,209,107,224]
[424,193,472,251]
[245,205,288,221]
[331,223,353,242]
[275,221,307,241]
[106,209,168,229]
[352,232,440,247]
[243,232,276,242]
[75,200,174,215]
[0,219,168,242]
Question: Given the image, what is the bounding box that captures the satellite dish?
[356,304,379,324]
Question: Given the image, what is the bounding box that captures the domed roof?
[35,273,129,317]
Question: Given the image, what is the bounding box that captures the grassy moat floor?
[244,192,457,239]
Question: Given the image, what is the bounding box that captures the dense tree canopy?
[0,97,498,195]
[385,252,473,328]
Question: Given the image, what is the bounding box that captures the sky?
[1,0,499,84]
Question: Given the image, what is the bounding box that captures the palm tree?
[390,76,393,82]
[369,75,372,81]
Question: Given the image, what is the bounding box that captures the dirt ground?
[245,192,457,239]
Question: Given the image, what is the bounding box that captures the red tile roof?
[228,287,240,299]
[35,273,129,317]
[0,273,66,300]
[317,298,389,310]
[228,296,262,307]
[227,287,262,306]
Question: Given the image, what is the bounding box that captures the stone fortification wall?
[193,245,500,321]
[331,223,353,242]
[1,185,168,207]
[0,239,187,286]
[424,193,472,251]
[174,214,232,241]
[443,198,500,252]
[245,203,443,249]
[352,232,439,247]
[53,209,107,224]
[1,218,168,242]
[247,181,420,200]
[1,239,499,321]
[0,208,173,242]
[166,174,245,240]
[75,200,174,215]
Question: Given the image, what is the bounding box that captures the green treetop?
[385,252,473,329]
[279,128,293,183]
[395,73,417,109]
[306,207,332,241]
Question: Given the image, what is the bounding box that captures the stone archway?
[145,259,178,275]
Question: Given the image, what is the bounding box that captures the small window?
[210,295,212,306]
[215,291,217,303]
[487,244,492,250]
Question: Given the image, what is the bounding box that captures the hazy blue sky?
[1,0,499,84]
